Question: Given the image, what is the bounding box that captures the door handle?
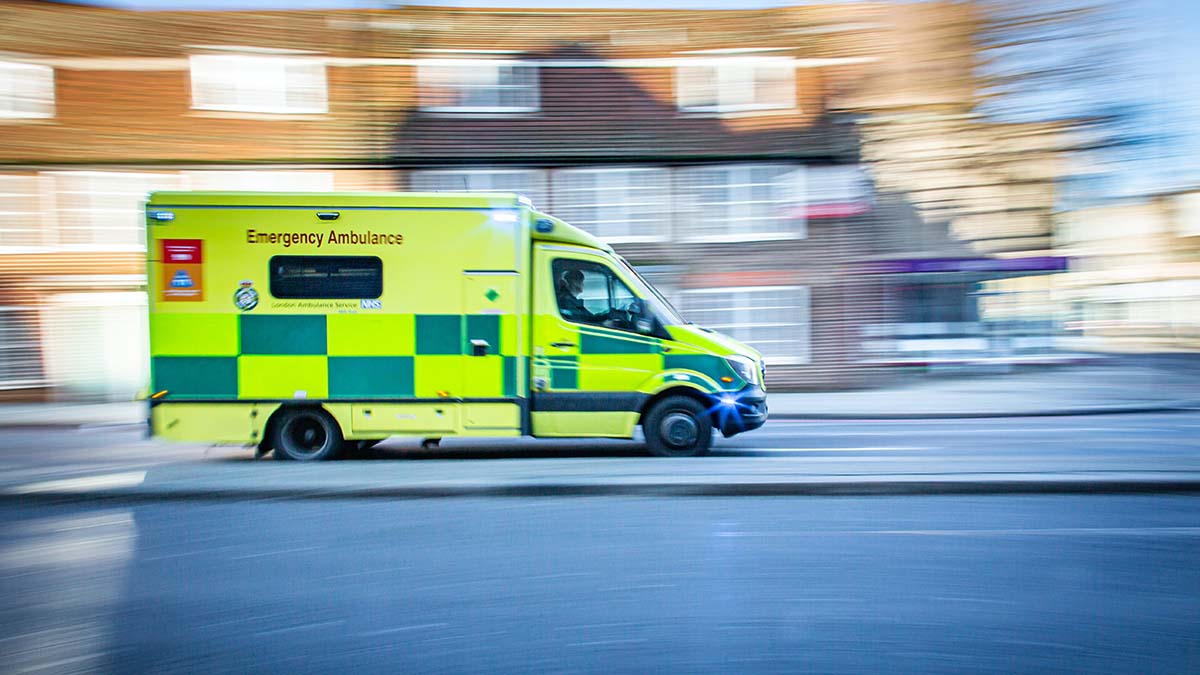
[550,341,575,349]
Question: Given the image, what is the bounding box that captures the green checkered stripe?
[536,328,741,392]
[151,313,519,401]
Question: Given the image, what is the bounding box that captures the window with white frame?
[48,172,181,249]
[418,61,538,113]
[551,167,670,243]
[409,168,547,206]
[182,170,335,192]
[674,164,805,242]
[0,61,54,119]
[678,285,810,364]
[806,165,872,217]
[677,58,794,113]
[0,175,47,248]
[807,165,869,203]
[190,53,327,114]
[0,306,45,389]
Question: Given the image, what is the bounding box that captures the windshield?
[615,256,686,326]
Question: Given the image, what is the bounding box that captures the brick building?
[0,0,1066,399]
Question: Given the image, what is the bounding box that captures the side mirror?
[636,318,653,335]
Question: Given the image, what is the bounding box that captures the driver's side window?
[552,258,638,331]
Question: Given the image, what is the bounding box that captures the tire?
[272,407,343,462]
[643,395,712,458]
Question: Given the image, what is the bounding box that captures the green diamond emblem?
[485,288,500,302]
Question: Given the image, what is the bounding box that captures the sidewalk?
[0,358,1197,428]
[770,358,1200,418]
[3,461,1199,501]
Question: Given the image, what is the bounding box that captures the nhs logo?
[360,299,382,310]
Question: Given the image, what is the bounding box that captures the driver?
[557,268,607,325]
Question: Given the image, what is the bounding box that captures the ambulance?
[146,191,767,460]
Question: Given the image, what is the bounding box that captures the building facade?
[0,0,1071,399]
[1053,191,1200,352]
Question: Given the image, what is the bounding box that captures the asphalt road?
[1,414,1198,672]
[1,495,1197,673]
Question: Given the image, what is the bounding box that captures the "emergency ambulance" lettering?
[245,229,404,248]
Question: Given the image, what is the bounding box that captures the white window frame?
[551,167,671,244]
[417,60,539,114]
[45,171,182,252]
[409,168,548,207]
[678,285,811,365]
[0,305,46,390]
[189,53,328,115]
[0,60,55,119]
[675,164,806,243]
[0,174,50,251]
[676,57,795,114]
[805,164,872,217]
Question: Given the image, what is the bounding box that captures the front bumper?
[713,383,768,438]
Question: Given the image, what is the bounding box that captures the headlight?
[725,355,758,386]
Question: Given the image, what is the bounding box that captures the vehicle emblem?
[234,280,259,311]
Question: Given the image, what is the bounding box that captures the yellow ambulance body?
[146,192,767,459]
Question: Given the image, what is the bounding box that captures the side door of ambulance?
[530,245,663,437]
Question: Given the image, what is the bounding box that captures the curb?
[0,421,145,430]
[5,478,1200,503]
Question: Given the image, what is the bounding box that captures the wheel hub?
[286,418,327,456]
[661,412,699,448]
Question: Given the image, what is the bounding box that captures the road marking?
[254,620,345,637]
[553,622,641,631]
[323,565,413,580]
[77,422,144,431]
[525,571,596,581]
[6,471,145,494]
[359,623,450,637]
[199,612,289,629]
[566,638,649,647]
[598,583,678,592]
[230,546,321,560]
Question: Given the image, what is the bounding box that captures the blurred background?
[0,0,1197,400]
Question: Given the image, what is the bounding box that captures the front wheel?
[643,396,712,458]
[273,407,343,462]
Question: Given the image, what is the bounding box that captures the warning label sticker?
[161,239,203,302]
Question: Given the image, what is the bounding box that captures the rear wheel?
[643,396,712,458]
[273,407,343,462]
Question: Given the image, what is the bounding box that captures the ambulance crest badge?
[234,280,259,312]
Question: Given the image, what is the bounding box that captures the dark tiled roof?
[396,45,860,164]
